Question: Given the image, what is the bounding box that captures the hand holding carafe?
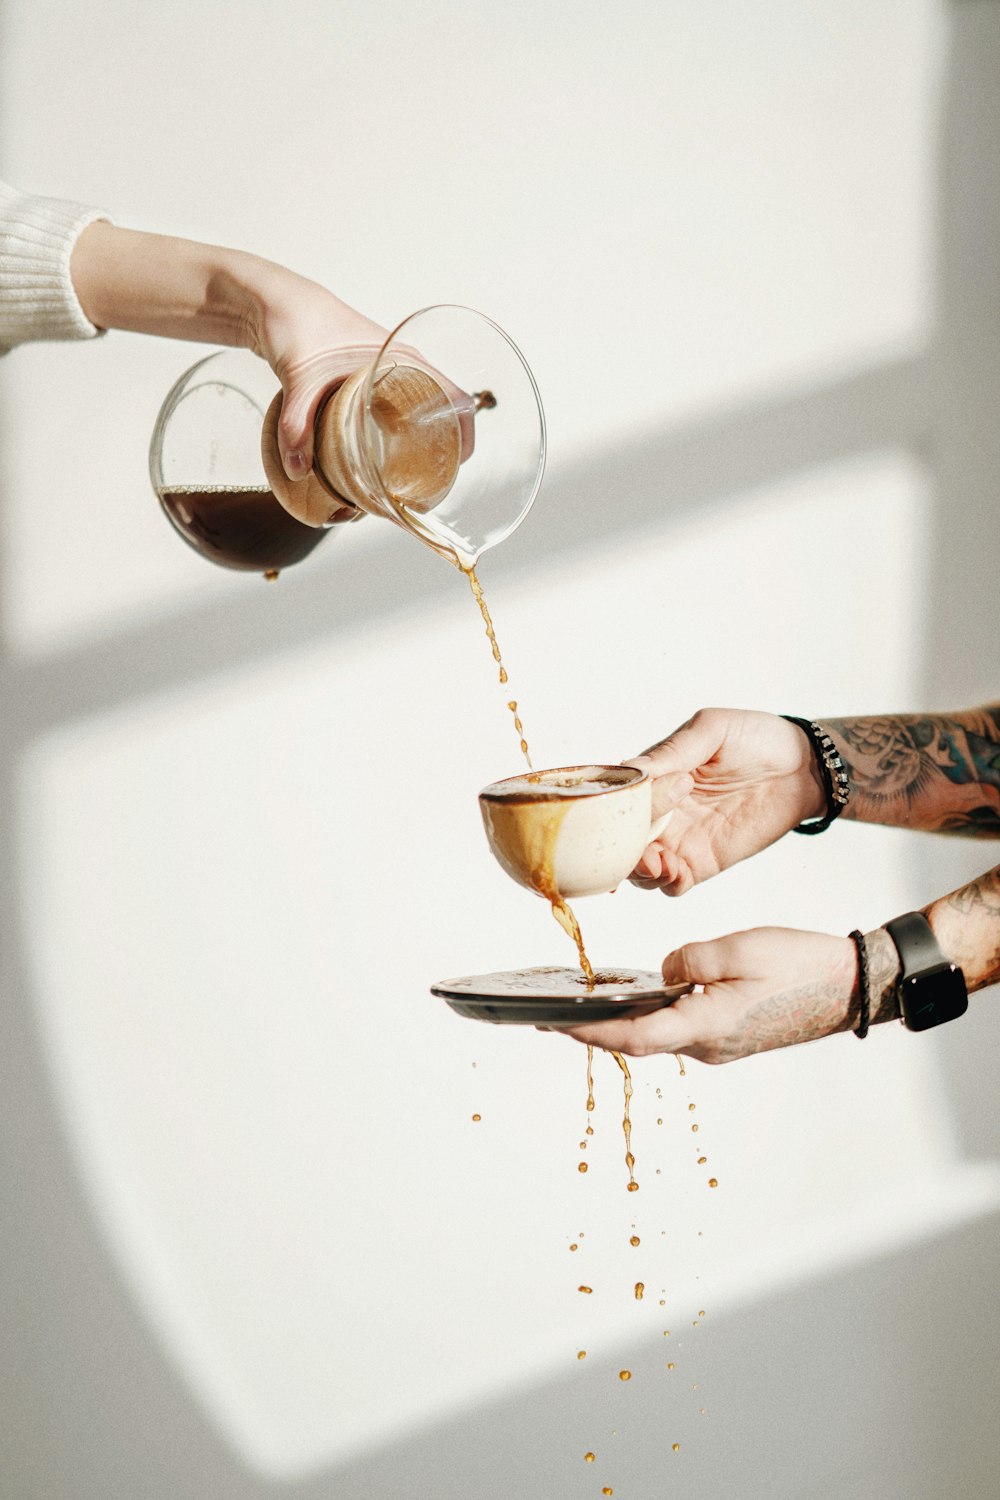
[150,305,545,577]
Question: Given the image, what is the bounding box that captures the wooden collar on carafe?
[260,388,359,527]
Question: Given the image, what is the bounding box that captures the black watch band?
[884,911,968,1032]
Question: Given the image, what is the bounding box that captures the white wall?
[3,4,1000,1498]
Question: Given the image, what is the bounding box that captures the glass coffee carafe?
[149,305,546,578]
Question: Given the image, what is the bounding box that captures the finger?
[628,873,686,895]
[629,877,687,897]
[277,384,324,478]
[632,844,664,880]
[649,770,695,821]
[662,941,716,987]
[276,345,381,479]
[626,712,724,780]
[557,1004,695,1058]
[661,932,750,987]
[629,845,691,897]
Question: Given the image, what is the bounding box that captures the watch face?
[901,964,969,1032]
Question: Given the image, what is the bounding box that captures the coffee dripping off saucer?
[149,305,546,577]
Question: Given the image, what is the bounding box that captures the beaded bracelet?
[848,928,871,1039]
[781,715,850,834]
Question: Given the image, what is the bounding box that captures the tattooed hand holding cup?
[623,708,829,896]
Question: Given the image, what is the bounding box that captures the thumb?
[275,345,383,482]
[276,384,319,481]
[661,942,701,988]
[624,749,694,824]
[661,934,736,988]
[627,710,727,781]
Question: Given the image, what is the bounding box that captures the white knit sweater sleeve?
[0,180,109,353]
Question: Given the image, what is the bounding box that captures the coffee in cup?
[479,764,669,901]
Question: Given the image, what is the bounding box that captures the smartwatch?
[884,911,968,1032]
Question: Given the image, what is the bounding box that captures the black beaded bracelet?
[848,929,871,1039]
[781,715,850,834]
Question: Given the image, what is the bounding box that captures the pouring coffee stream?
[152,309,673,1195]
[154,314,695,1498]
[150,303,603,985]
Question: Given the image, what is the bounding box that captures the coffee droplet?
[634,1282,645,1300]
[603,1489,614,1497]
[584,1451,595,1462]
[667,1362,676,1370]
[656,1118,663,1126]
[629,1235,640,1247]
[627,1181,639,1193]
[672,1443,681,1453]
[699,1309,706,1317]
[691,1124,699,1132]
[578,1162,589,1174]
[697,1156,707,1165]
[569,1243,579,1252]
[708,1177,718,1188]
[578,1286,593,1294]
[688,1102,696,1112]
[577,1350,587,1360]
[619,1370,632,1382]
[471,1114,481,1122]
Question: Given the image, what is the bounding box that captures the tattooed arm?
[822,707,1000,837]
[568,707,1000,1063]
[925,863,1000,990]
[627,705,1000,898]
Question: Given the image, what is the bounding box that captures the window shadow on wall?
[0,4,998,1496]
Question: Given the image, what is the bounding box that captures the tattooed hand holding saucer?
[560,706,999,1065]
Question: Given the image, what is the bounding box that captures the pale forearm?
[819,706,1000,835]
[68,219,389,479]
[71,220,309,351]
[3,184,391,483]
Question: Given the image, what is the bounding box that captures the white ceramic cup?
[478,764,670,900]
